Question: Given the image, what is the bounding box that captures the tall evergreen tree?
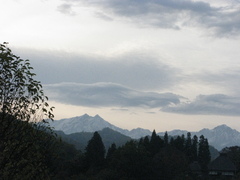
[198,135,211,172]
[106,143,116,161]
[85,132,105,168]
[192,135,198,162]
[143,136,150,147]
[164,131,169,147]
[150,130,163,155]
[169,137,174,146]
[185,132,192,162]
[174,135,185,151]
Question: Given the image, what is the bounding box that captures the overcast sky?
[1,0,240,132]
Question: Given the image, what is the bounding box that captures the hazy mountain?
[158,124,240,151]
[197,125,240,151]
[51,114,240,150]
[50,114,117,134]
[55,127,131,151]
[50,114,151,139]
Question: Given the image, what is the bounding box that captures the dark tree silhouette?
[173,135,185,151]
[0,43,54,179]
[198,135,211,172]
[192,135,198,162]
[185,132,192,162]
[85,131,105,169]
[150,130,163,155]
[106,143,117,161]
[164,131,169,147]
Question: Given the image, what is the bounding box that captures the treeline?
[76,130,211,180]
[1,114,212,180]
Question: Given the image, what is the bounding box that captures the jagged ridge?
[50,114,240,150]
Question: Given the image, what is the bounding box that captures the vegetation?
[69,130,212,179]
[0,43,55,179]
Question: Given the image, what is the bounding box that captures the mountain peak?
[82,113,90,118]
[94,114,101,118]
[213,124,233,131]
[214,124,229,128]
[51,114,118,134]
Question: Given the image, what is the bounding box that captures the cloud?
[94,12,113,21]
[18,49,179,91]
[15,49,240,116]
[111,108,129,112]
[44,82,183,108]
[162,94,240,116]
[57,3,76,16]
[64,0,240,36]
[193,68,240,95]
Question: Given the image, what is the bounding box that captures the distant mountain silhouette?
[50,114,240,150]
[50,114,151,139]
[158,124,240,150]
[55,127,131,151]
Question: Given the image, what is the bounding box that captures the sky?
[1,0,240,132]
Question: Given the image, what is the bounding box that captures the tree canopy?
[85,131,105,169]
[0,42,54,122]
[0,43,55,179]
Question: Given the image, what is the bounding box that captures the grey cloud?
[44,82,183,108]
[193,68,240,95]
[94,12,113,21]
[162,94,240,116]
[65,0,240,36]
[111,108,129,111]
[57,3,76,15]
[18,49,179,91]
[200,8,240,36]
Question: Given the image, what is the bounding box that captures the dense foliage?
[0,43,54,122]
[0,43,55,179]
[57,129,212,179]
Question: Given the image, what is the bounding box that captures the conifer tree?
[85,132,105,168]
[170,137,174,146]
[198,135,211,172]
[106,143,116,160]
[174,135,185,151]
[192,135,198,161]
[164,131,169,147]
[150,130,163,155]
[185,132,192,162]
[143,136,150,146]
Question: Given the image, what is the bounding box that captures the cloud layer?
[45,82,240,116]
[45,82,183,108]
[61,0,240,36]
[16,48,240,116]
[23,50,179,91]
[163,94,240,116]
[196,68,240,95]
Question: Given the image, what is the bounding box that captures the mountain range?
[49,114,240,150]
[55,127,131,151]
[49,114,151,139]
[158,124,240,151]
